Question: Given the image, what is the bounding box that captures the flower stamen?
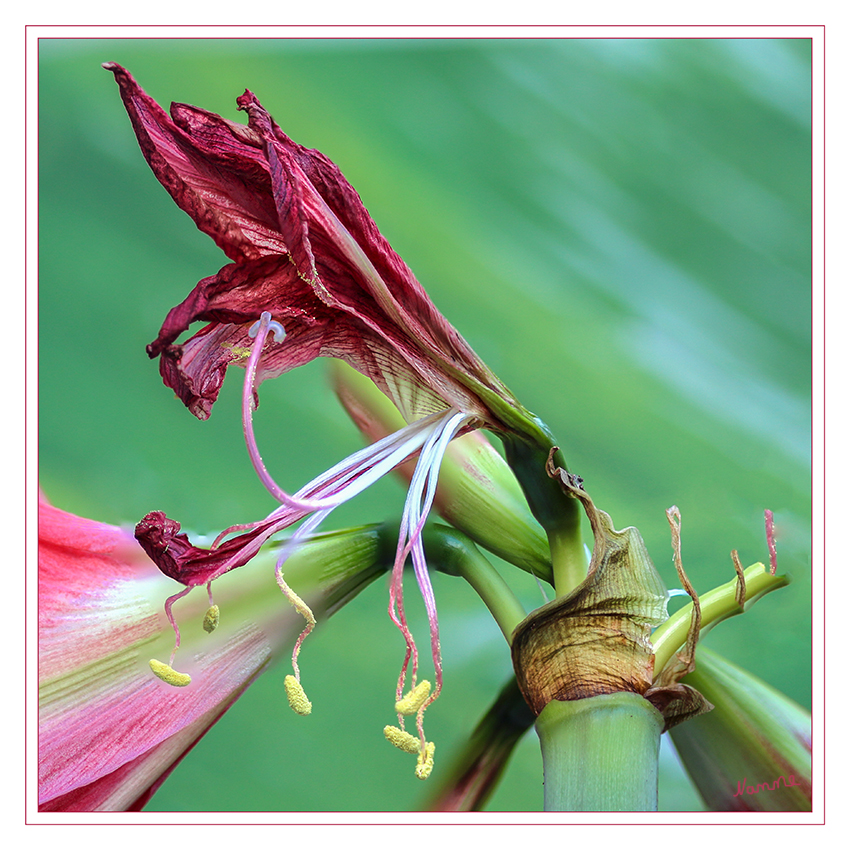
[384,725,421,755]
[395,679,431,715]
[415,741,436,780]
[149,658,192,687]
[284,674,312,716]
[389,409,473,715]
[202,604,220,633]
[275,564,317,682]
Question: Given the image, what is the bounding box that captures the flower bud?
[331,360,552,582]
[669,648,811,811]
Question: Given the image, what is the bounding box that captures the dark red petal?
[105,63,285,262]
[134,511,269,587]
[110,67,528,432]
[236,91,506,397]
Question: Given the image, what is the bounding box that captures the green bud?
[330,360,552,582]
[670,648,811,811]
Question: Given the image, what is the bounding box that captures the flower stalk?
[535,693,664,811]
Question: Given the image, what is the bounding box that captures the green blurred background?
[39,37,812,812]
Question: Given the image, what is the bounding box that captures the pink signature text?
[733,774,804,797]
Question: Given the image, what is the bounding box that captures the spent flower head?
[105,63,558,765]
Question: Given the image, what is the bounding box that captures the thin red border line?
[27,28,824,825]
[27,30,824,826]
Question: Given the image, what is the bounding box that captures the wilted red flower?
[104,65,564,766]
[103,63,544,445]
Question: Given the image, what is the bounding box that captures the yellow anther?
[202,604,220,633]
[383,725,421,756]
[149,658,191,687]
[284,674,312,716]
[394,679,431,715]
[415,741,436,780]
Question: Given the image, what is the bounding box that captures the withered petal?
[107,64,536,436]
[134,511,274,587]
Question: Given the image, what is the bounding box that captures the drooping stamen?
[202,604,220,633]
[395,680,431,715]
[384,725,421,755]
[415,741,436,780]
[200,414,448,587]
[274,543,319,684]
[666,505,701,670]
[389,410,472,709]
[149,586,195,686]
[730,550,747,608]
[163,586,192,665]
[202,581,220,632]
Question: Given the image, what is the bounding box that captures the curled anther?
[284,674,312,716]
[248,310,285,343]
[149,658,192,687]
[202,604,220,633]
[395,680,431,715]
[666,506,700,670]
[383,725,421,755]
[730,550,746,608]
[415,741,436,780]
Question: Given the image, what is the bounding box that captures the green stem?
[535,693,664,812]
[547,526,588,599]
[423,524,527,642]
[501,433,586,598]
[652,562,789,677]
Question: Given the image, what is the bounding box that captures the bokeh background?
[38,37,812,812]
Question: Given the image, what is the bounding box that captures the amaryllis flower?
[105,62,561,760]
[38,491,388,810]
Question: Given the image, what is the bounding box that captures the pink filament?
[242,312,338,512]
[765,509,778,575]
[389,409,472,712]
[163,586,193,664]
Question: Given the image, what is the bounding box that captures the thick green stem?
[535,693,664,811]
